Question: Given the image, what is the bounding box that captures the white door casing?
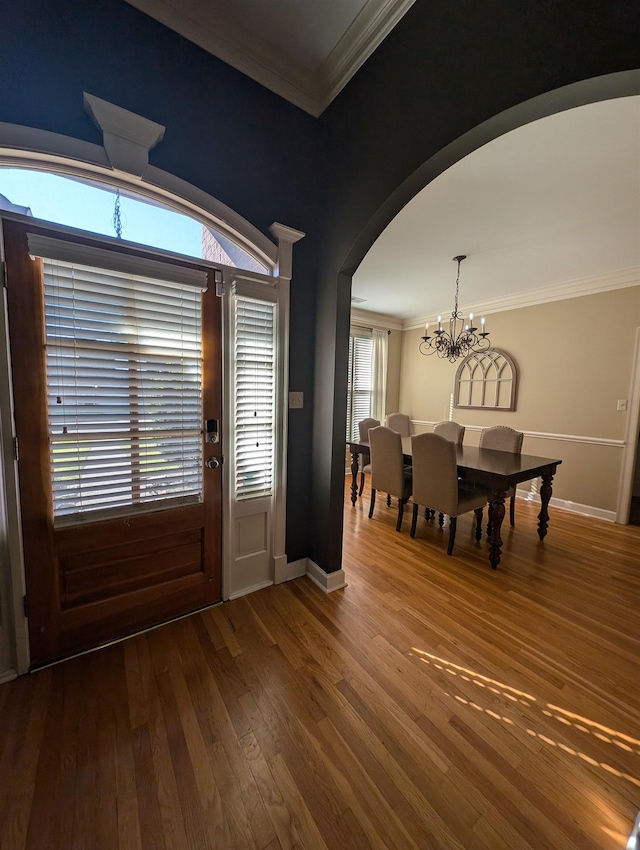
[0,116,302,675]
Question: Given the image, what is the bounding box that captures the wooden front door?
[2,217,223,666]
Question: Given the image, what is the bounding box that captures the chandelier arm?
[419,253,490,363]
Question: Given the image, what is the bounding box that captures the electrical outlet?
[289,391,304,409]
[617,399,628,411]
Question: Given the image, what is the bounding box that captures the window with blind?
[346,330,374,443]
[42,256,204,522]
[233,295,276,500]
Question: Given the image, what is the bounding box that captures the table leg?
[350,449,360,506]
[537,473,554,539]
[488,489,507,569]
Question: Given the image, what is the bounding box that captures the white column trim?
[269,222,305,280]
[616,327,640,522]
[269,223,304,586]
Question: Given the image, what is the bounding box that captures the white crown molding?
[320,0,418,110]
[403,267,640,331]
[125,0,321,115]
[124,0,414,116]
[351,306,404,331]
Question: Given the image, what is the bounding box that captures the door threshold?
[30,599,224,672]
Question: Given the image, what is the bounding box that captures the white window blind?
[43,257,203,522]
[234,296,276,500]
[346,331,374,443]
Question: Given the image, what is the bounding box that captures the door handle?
[205,456,220,469]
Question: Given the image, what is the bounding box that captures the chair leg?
[396,498,405,532]
[474,507,483,542]
[359,472,365,496]
[438,512,444,529]
[447,517,457,555]
[411,503,419,537]
[510,494,516,526]
[387,493,391,507]
[368,488,376,519]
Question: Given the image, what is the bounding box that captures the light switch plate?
[617,399,628,411]
[289,391,304,409]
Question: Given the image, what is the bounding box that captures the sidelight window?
[233,295,276,500]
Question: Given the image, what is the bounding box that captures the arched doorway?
[337,73,640,573]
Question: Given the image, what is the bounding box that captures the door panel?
[2,217,222,666]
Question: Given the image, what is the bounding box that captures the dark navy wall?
[2,0,640,576]
[0,0,319,561]
[312,0,640,572]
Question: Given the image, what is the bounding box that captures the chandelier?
[419,255,490,363]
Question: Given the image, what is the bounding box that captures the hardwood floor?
[1,481,639,849]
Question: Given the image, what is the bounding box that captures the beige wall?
[398,286,640,513]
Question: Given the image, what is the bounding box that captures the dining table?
[347,436,562,569]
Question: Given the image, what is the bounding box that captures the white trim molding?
[351,307,404,332]
[83,93,165,177]
[320,0,418,112]
[124,0,416,116]
[0,669,18,684]
[306,560,348,593]
[0,122,278,270]
[517,491,616,523]
[271,557,348,592]
[410,421,625,449]
[274,558,308,585]
[405,267,640,331]
[616,327,640,522]
[228,580,274,601]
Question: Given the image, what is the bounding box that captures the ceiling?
[122,4,639,325]
[353,96,640,327]
[125,0,416,116]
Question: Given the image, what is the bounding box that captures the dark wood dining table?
[347,436,562,569]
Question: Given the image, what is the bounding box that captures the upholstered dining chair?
[368,426,412,531]
[357,417,380,496]
[479,425,524,527]
[386,412,411,436]
[433,420,465,446]
[410,433,490,555]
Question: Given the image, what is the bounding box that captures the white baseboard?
[228,579,273,601]
[516,490,616,523]
[0,668,18,684]
[275,557,308,584]
[306,560,347,593]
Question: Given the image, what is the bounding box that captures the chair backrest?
[411,433,459,515]
[368,426,406,497]
[358,417,380,443]
[433,420,465,446]
[386,412,411,436]
[479,425,524,454]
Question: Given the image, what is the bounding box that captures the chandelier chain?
[419,254,490,363]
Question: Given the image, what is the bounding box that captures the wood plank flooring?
[1,480,639,849]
